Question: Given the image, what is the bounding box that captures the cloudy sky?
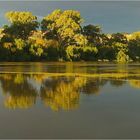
[0,1,140,33]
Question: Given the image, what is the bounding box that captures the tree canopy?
[0,10,139,63]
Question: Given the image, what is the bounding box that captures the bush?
[116,49,129,63]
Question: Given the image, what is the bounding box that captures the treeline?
[0,10,140,62]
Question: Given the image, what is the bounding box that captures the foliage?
[110,33,128,44]
[98,45,116,60]
[14,38,26,50]
[41,9,87,59]
[113,42,130,63]
[66,45,81,61]
[5,11,38,39]
[0,10,139,62]
[80,45,98,61]
[116,49,129,63]
[128,39,140,61]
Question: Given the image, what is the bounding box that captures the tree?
[116,49,129,63]
[28,31,46,57]
[0,10,139,62]
[0,74,37,109]
[83,24,101,45]
[0,28,12,61]
[127,31,140,40]
[127,32,140,61]
[40,77,87,111]
[113,42,129,63]
[41,9,87,59]
[83,24,101,37]
[28,30,59,60]
[5,11,38,39]
[110,33,128,44]
[83,24,109,47]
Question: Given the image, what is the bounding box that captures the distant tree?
[110,33,128,44]
[127,31,140,40]
[128,38,140,61]
[83,24,101,37]
[83,24,109,47]
[113,42,129,63]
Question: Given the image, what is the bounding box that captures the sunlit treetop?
[4,11,38,39]
[44,9,82,23]
[5,11,37,24]
[42,9,83,32]
[110,33,128,44]
[41,9,87,49]
[126,31,140,40]
[83,24,102,36]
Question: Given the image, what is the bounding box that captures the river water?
[0,62,140,138]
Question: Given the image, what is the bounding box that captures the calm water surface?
[0,62,140,139]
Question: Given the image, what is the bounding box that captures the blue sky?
[0,1,140,33]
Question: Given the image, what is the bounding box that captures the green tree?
[110,33,128,44]
[83,24,109,47]
[83,24,101,45]
[14,38,26,50]
[41,9,87,59]
[116,49,129,63]
[5,11,38,39]
[113,42,129,63]
[128,38,140,61]
[28,30,59,60]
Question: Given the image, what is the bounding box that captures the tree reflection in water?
[0,72,139,111]
[0,74,37,109]
[40,77,87,111]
